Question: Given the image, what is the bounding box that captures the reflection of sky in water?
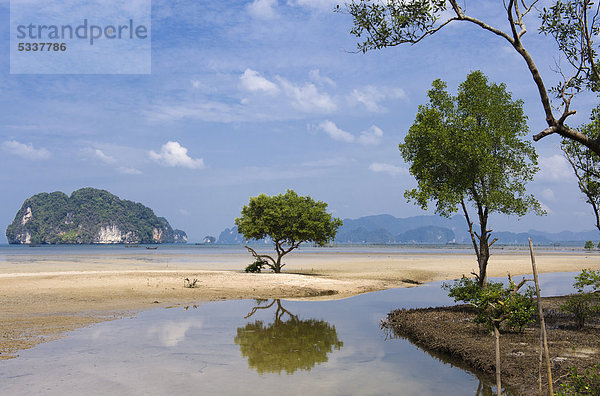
[0,273,577,395]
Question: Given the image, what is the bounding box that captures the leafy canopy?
[235,190,342,247]
[399,71,543,218]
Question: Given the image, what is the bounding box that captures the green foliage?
[399,71,541,218]
[5,188,184,244]
[561,269,600,329]
[557,363,600,395]
[340,0,448,53]
[400,71,542,287]
[562,107,600,232]
[539,0,600,94]
[236,190,342,246]
[235,190,342,272]
[585,240,596,250]
[575,269,600,292]
[443,276,535,333]
[245,259,267,273]
[561,293,598,329]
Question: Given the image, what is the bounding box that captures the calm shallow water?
[0,273,578,396]
[0,243,587,257]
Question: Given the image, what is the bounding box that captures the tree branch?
[461,199,480,262]
[245,246,277,267]
[533,126,557,141]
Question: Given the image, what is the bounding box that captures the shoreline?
[384,297,600,395]
[1,250,599,361]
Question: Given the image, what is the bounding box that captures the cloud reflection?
[148,318,203,347]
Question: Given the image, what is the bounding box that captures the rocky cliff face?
[6,188,188,245]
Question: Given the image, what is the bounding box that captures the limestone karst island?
[5,188,187,244]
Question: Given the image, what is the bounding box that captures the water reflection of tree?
[234,299,343,374]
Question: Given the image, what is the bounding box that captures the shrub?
[443,276,535,332]
[557,363,600,395]
[575,269,600,292]
[183,278,198,288]
[561,269,600,329]
[245,258,267,273]
[585,240,595,250]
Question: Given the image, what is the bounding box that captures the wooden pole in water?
[529,238,553,396]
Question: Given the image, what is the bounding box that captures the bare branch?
[533,126,558,141]
[406,17,461,45]
[245,245,276,267]
[461,199,480,262]
[244,299,276,319]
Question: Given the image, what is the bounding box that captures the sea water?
[0,269,579,396]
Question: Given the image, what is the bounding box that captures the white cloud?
[350,85,406,112]
[153,71,336,123]
[149,141,205,169]
[540,188,556,202]
[290,0,338,11]
[277,77,337,113]
[317,121,384,145]
[117,166,142,175]
[318,120,355,143]
[93,149,116,165]
[240,69,279,95]
[358,125,383,145]
[309,69,336,87]
[247,0,278,19]
[2,140,51,160]
[537,155,575,181]
[368,162,408,176]
[147,100,251,123]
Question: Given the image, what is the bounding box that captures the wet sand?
[1,249,598,360]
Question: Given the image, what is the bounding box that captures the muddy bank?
[383,296,600,395]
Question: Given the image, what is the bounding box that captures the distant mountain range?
[216,214,599,245]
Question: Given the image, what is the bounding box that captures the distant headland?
[5,187,187,245]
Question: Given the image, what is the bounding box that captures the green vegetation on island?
[6,187,187,245]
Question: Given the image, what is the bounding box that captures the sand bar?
[1,247,599,360]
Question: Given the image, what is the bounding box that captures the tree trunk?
[274,253,283,273]
[477,206,490,288]
[494,325,502,396]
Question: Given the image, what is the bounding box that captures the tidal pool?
[0,273,578,395]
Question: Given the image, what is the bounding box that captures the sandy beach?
[1,247,599,360]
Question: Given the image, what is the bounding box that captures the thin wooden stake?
[494,325,502,396]
[538,335,543,396]
[529,238,553,396]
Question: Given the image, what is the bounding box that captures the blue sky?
[1,0,598,242]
